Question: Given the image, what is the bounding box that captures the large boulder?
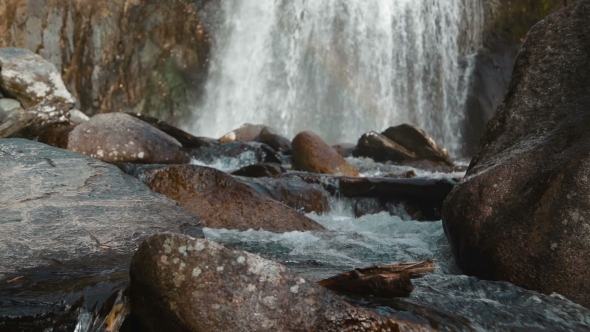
[219,123,269,143]
[68,112,190,164]
[0,139,201,318]
[130,233,435,332]
[259,127,292,153]
[292,131,359,176]
[443,1,590,307]
[0,0,210,123]
[382,124,453,166]
[353,131,416,163]
[138,165,325,232]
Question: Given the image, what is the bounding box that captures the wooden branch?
[318,260,436,298]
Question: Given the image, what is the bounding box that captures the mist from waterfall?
[192,0,483,156]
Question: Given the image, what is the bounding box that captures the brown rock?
[382,124,453,166]
[443,1,590,307]
[142,165,325,232]
[231,163,286,178]
[236,175,331,215]
[332,143,356,158]
[219,123,268,143]
[68,113,189,164]
[353,131,416,163]
[130,233,436,332]
[259,127,292,153]
[36,123,77,149]
[292,131,359,176]
[127,112,219,149]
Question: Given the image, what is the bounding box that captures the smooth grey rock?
[67,109,89,123]
[0,98,23,114]
[0,139,202,275]
[0,48,75,109]
[68,112,190,164]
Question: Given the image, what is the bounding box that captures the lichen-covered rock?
[292,131,359,176]
[382,124,453,166]
[443,1,590,307]
[0,48,75,109]
[130,233,435,332]
[139,165,325,232]
[353,131,416,163]
[68,113,189,164]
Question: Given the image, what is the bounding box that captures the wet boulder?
[0,139,201,318]
[127,112,218,149]
[259,127,292,153]
[190,140,281,165]
[0,48,75,109]
[292,131,359,176]
[382,124,453,166]
[231,163,286,178]
[139,165,325,232]
[443,1,590,308]
[219,123,269,143]
[353,131,416,163]
[130,233,435,332]
[68,112,190,164]
[332,143,356,158]
[236,175,331,215]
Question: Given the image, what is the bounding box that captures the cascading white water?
[192,0,483,156]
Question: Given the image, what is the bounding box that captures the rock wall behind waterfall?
[0,0,210,123]
[462,0,566,155]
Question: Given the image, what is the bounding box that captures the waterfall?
[192,0,483,156]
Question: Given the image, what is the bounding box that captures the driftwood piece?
[318,260,436,298]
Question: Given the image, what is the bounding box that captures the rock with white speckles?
[443,1,590,308]
[130,233,435,332]
[68,112,190,164]
[0,48,75,109]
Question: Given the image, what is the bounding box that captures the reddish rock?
[353,131,416,163]
[382,124,453,166]
[292,131,359,176]
[443,1,590,308]
[332,143,356,158]
[36,123,77,149]
[231,163,286,178]
[143,165,325,232]
[219,123,268,143]
[68,113,189,164]
[130,233,436,332]
[259,127,292,153]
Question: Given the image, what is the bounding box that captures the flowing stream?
[192,0,483,156]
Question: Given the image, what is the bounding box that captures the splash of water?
[192,0,483,156]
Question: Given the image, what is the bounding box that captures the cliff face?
[462,0,566,155]
[0,0,211,124]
